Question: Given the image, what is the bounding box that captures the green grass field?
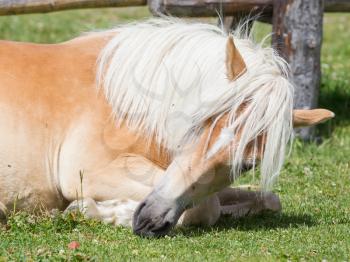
[0,7,349,261]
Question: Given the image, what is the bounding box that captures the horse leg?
[217,187,281,218]
[176,187,281,227]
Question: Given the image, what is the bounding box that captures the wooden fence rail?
[0,0,146,15]
[1,0,349,16]
[149,0,350,18]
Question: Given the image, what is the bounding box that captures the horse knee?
[178,194,221,227]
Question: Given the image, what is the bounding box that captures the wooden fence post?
[272,0,324,139]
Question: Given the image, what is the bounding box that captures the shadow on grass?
[175,212,316,237]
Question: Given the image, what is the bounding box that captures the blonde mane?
[97,18,294,189]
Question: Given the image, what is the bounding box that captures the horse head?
[131,35,334,237]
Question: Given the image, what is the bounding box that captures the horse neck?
[102,118,172,169]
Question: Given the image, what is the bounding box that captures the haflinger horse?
[0,19,334,237]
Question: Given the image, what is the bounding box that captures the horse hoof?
[262,193,282,212]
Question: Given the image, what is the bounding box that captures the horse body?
[0,32,255,230]
[0,20,334,236]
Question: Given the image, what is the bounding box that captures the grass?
[0,8,349,261]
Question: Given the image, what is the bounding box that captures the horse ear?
[226,36,247,81]
[293,109,335,127]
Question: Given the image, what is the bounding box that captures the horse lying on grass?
[0,19,334,237]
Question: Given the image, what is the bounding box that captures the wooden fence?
[1,0,347,138]
[1,0,348,16]
[149,0,349,17]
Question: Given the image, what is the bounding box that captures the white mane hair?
[97,18,294,189]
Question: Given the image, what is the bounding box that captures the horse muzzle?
[132,192,184,237]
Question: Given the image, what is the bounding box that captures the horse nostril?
[134,201,146,218]
[132,201,175,237]
[132,201,147,232]
[132,193,180,237]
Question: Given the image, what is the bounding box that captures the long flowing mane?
[96,18,294,189]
